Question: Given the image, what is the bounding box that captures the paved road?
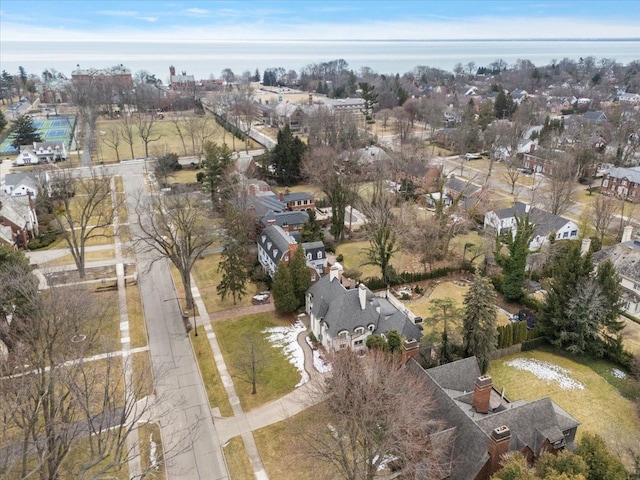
[119,162,229,480]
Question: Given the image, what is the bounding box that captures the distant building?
[169,66,196,92]
[600,166,640,203]
[71,65,133,89]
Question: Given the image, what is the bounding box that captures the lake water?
[1,39,639,82]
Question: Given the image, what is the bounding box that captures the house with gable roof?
[408,356,580,479]
[594,226,640,315]
[305,267,422,352]
[257,224,326,281]
[484,202,578,251]
[600,166,640,202]
[15,141,68,165]
[3,171,49,199]
[0,196,39,248]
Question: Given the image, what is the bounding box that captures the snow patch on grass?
[505,358,584,390]
[263,320,309,387]
[612,368,627,379]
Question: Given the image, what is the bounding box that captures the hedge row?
[364,264,475,291]
[497,321,529,349]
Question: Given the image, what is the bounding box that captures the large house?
[594,226,640,316]
[484,202,578,251]
[600,166,640,203]
[305,267,422,352]
[0,196,39,249]
[15,141,68,166]
[257,224,326,281]
[2,171,49,198]
[410,357,580,479]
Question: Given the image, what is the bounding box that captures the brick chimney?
[401,340,419,364]
[488,425,511,476]
[473,375,493,414]
[358,283,367,310]
[581,237,591,256]
[622,225,634,243]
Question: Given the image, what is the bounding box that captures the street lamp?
[163,297,197,336]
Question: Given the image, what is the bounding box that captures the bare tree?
[501,155,523,196]
[118,114,137,160]
[46,168,120,278]
[303,349,453,480]
[136,112,161,159]
[134,191,218,310]
[591,195,617,243]
[100,126,121,163]
[0,278,156,480]
[541,153,578,215]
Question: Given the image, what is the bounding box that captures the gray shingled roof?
[606,166,640,184]
[407,357,580,480]
[446,177,480,198]
[261,210,309,228]
[594,240,640,283]
[307,276,422,341]
[494,202,573,238]
[259,225,295,264]
[282,192,313,203]
[4,172,39,190]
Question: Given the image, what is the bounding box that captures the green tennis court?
[0,115,77,155]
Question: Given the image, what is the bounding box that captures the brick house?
[279,189,315,212]
[0,196,39,249]
[600,166,640,203]
[409,357,580,479]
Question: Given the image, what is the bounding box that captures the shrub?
[335,254,344,263]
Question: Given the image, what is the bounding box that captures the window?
[273,249,278,257]
[317,251,323,259]
[354,327,364,335]
[368,324,375,332]
[267,241,272,250]
[261,235,266,243]
[570,230,577,237]
[307,253,312,260]
[603,179,609,188]
[563,232,568,238]
[354,339,364,346]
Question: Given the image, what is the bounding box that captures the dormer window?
[317,251,323,259]
[307,253,312,260]
[267,241,272,250]
[273,249,279,257]
[261,235,266,243]
[368,324,375,332]
[354,327,364,335]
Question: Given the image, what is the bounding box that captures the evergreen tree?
[462,274,498,374]
[301,210,324,242]
[494,90,515,119]
[366,334,389,351]
[11,115,42,148]
[289,246,312,307]
[200,141,234,209]
[272,263,297,313]
[0,110,7,133]
[576,433,629,480]
[387,330,402,353]
[216,237,250,305]
[272,124,307,185]
[495,213,535,302]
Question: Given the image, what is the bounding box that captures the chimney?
[473,375,493,414]
[622,225,634,243]
[329,265,341,282]
[309,93,313,105]
[285,186,290,195]
[488,426,511,476]
[358,283,367,310]
[267,219,276,226]
[401,340,419,364]
[581,238,592,256]
[279,192,284,202]
[169,65,175,77]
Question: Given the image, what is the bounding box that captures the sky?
[2,0,640,42]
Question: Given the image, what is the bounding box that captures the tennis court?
[0,115,76,155]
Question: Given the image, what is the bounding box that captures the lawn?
[407,281,511,343]
[138,422,165,479]
[254,404,329,480]
[39,248,115,268]
[191,254,266,313]
[334,240,421,280]
[223,436,253,480]
[126,283,148,349]
[213,312,301,411]
[190,329,234,417]
[132,351,154,399]
[96,115,260,163]
[488,348,640,467]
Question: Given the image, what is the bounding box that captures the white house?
[484,202,578,251]
[3,172,49,199]
[15,141,67,166]
[257,224,327,281]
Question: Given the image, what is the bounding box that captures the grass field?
[223,436,254,480]
[488,348,640,467]
[96,115,261,163]
[213,312,301,411]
